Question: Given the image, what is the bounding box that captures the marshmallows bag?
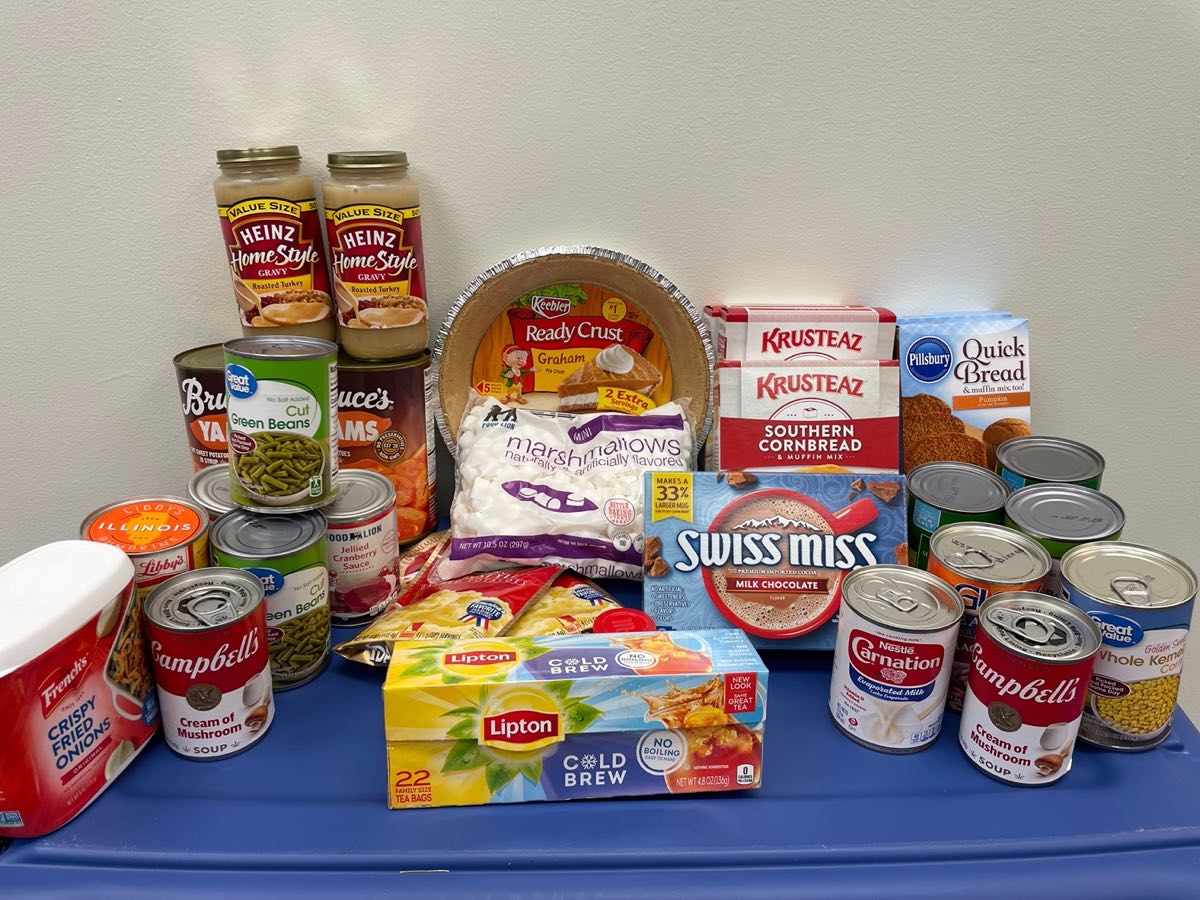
[441,393,695,580]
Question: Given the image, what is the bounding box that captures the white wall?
[4,2,1199,708]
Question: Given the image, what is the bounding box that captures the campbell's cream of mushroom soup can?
[830,565,963,752]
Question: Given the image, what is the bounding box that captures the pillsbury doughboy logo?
[225,364,258,399]
[1089,611,1143,647]
[905,336,952,383]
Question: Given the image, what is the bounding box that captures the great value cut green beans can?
[210,509,331,689]
[224,336,339,512]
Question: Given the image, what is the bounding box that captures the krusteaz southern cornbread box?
[642,472,908,649]
[382,630,767,808]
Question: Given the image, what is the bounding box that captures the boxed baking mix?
[383,629,767,808]
[642,471,908,649]
[716,305,896,363]
[897,312,1031,472]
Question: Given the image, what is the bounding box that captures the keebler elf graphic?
[499,345,535,403]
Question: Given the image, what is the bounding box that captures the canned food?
[210,510,331,689]
[189,465,236,522]
[959,591,1101,786]
[996,436,1105,490]
[1005,483,1125,595]
[907,462,1010,569]
[337,351,435,544]
[173,343,228,470]
[1060,542,1197,751]
[224,336,339,512]
[81,496,211,599]
[830,565,963,753]
[926,522,1052,711]
[144,568,274,760]
[324,470,400,624]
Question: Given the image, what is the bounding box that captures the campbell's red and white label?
[146,608,273,760]
[0,577,158,838]
[718,306,896,362]
[959,624,1095,785]
[830,601,955,750]
[715,361,900,473]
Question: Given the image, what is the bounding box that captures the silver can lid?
[144,567,264,632]
[978,591,1101,663]
[210,509,326,559]
[189,467,236,518]
[1060,541,1198,610]
[223,336,338,360]
[841,565,964,632]
[908,462,1010,514]
[929,522,1052,585]
[1005,484,1125,543]
[996,436,1105,484]
[322,470,396,525]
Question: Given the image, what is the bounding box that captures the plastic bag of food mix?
[334,563,562,667]
[505,572,622,637]
[440,392,696,581]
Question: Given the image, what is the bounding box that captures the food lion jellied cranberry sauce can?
[1060,542,1197,751]
[926,522,1052,712]
[323,470,400,624]
[830,565,963,753]
[144,568,275,760]
[959,592,1100,786]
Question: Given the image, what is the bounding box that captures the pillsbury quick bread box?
[897,313,1031,473]
[383,629,767,808]
[642,472,908,649]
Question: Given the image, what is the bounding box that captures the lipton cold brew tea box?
[382,630,767,808]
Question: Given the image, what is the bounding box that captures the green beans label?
[240,563,330,686]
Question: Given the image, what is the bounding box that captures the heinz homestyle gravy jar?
[213,146,335,340]
[323,151,428,360]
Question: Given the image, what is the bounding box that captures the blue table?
[5,580,1200,898]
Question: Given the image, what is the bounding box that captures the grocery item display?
[0,541,156,838]
[1059,542,1197,750]
[382,629,766,807]
[641,472,907,649]
[324,152,428,360]
[433,246,713,450]
[3,154,1195,844]
[213,146,334,340]
[897,312,1031,472]
[958,591,1100,785]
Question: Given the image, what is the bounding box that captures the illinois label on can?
[144,568,274,760]
[959,592,1100,786]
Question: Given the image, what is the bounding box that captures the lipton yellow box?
[382,629,767,808]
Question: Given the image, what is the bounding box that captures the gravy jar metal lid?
[144,568,264,632]
[189,467,236,518]
[978,592,1101,663]
[908,462,1010,513]
[996,436,1105,484]
[841,565,964,632]
[929,522,1052,584]
[322,470,396,526]
[1060,542,1198,609]
[1005,484,1125,542]
[327,150,409,168]
[216,146,301,164]
[210,509,326,558]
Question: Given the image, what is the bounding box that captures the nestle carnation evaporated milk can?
[830,566,963,753]
[959,592,1100,786]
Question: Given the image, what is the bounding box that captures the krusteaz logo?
[906,336,953,383]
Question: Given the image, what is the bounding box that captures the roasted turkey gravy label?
[326,205,425,300]
[642,471,908,650]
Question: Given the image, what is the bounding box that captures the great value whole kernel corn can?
[224,337,339,512]
[926,522,1051,712]
[210,510,331,689]
[959,591,1100,786]
[144,568,274,760]
[1060,542,1198,751]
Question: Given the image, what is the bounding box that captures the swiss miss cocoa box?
[897,313,1031,472]
[642,471,908,650]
